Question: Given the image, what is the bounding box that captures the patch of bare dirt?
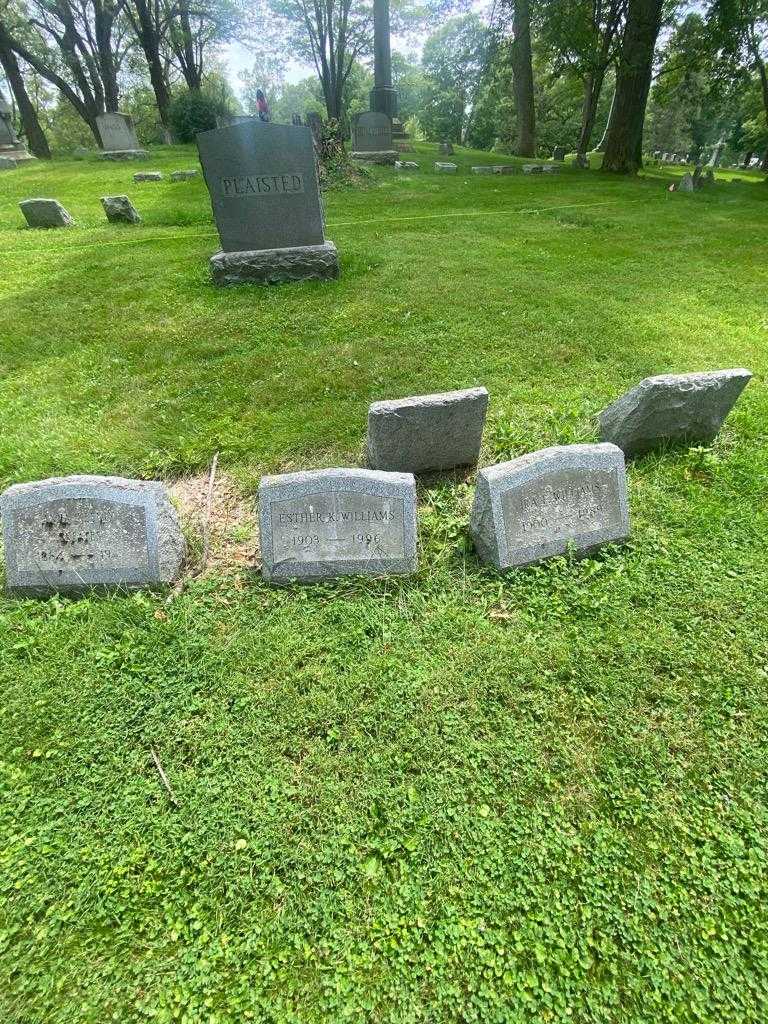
[170,470,258,575]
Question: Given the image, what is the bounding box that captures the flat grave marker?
[259,469,417,582]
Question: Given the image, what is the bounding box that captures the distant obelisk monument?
[370,0,406,139]
[370,0,397,119]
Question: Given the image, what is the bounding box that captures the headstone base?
[1,146,34,161]
[99,149,150,161]
[350,150,398,164]
[210,241,339,287]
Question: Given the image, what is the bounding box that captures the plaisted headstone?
[1,475,185,596]
[216,114,254,128]
[197,120,338,285]
[470,443,630,570]
[599,369,752,459]
[19,198,74,229]
[101,195,141,224]
[259,468,417,582]
[368,388,489,474]
[96,112,144,155]
[351,112,395,160]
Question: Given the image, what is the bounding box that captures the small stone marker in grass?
[133,171,162,182]
[101,195,141,224]
[197,120,339,286]
[1,475,185,597]
[368,388,489,474]
[259,469,417,583]
[435,162,457,173]
[170,169,199,181]
[676,172,694,192]
[470,443,630,571]
[493,165,518,175]
[350,112,397,163]
[523,164,544,174]
[19,198,74,229]
[472,166,494,175]
[0,156,17,171]
[598,369,752,459]
[395,161,419,170]
[96,112,148,160]
[542,164,561,174]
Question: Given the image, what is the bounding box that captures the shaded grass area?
[0,143,767,1023]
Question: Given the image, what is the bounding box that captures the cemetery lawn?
[1,146,768,1024]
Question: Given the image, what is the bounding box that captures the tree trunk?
[93,0,120,111]
[741,150,753,168]
[176,0,203,91]
[577,69,606,157]
[761,147,768,172]
[510,0,535,156]
[602,0,663,174]
[0,22,51,157]
[130,0,172,125]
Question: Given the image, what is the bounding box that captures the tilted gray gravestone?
[101,195,141,224]
[96,112,148,160]
[470,443,630,571]
[598,369,752,459]
[259,469,417,582]
[197,120,339,286]
[368,388,489,474]
[2,476,185,596]
[350,112,396,163]
[19,198,74,228]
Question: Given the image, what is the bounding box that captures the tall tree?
[126,0,172,125]
[506,0,535,155]
[541,0,627,158]
[420,15,490,143]
[602,0,664,172]
[0,13,50,155]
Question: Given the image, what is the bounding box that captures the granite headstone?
[470,443,630,570]
[368,388,489,473]
[197,120,338,285]
[259,468,417,582]
[19,198,74,228]
[351,112,395,161]
[101,195,141,224]
[598,369,753,458]
[2,475,185,596]
[96,112,146,157]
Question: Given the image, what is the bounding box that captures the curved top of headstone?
[599,368,752,458]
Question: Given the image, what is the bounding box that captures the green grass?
[1,142,767,1023]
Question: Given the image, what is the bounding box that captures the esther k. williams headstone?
[2,475,185,596]
[470,443,629,570]
[599,368,752,458]
[351,112,396,162]
[259,468,417,582]
[96,112,148,159]
[368,387,489,473]
[197,120,339,285]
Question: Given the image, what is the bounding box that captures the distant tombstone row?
[0,369,751,596]
[196,120,339,286]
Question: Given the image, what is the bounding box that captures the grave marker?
[259,469,417,582]
[96,112,148,160]
[350,112,396,163]
[470,444,630,570]
[101,195,141,224]
[197,120,338,285]
[599,369,752,458]
[19,198,74,228]
[2,475,185,596]
[368,388,489,473]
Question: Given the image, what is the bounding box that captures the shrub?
[169,90,229,143]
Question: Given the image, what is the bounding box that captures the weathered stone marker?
[2,475,185,596]
[395,161,419,170]
[368,388,489,473]
[599,369,752,459]
[470,443,630,570]
[0,156,17,171]
[197,120,339,286]
[350,112,396,163]
[101,195,141,224]
[170,169,199,181]
[96,112,148,160]
[133,171,162,182]
[523,164,544,174]
[493,164,518,175]
[472,165,494,175]
[19,198,74,229]
[435,162,457,173]
[259,468,417,582]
